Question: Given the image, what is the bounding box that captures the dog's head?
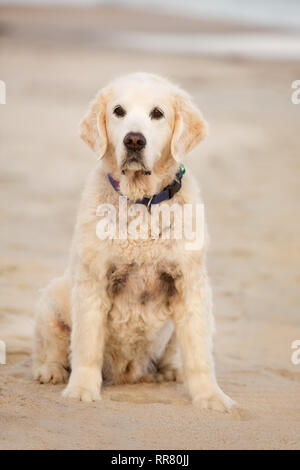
[80,73,207,174]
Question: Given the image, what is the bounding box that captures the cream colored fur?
[33,73,235,411]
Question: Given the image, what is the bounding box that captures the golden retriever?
[33,73,234,412]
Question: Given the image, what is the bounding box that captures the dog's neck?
[104,156,179,202]
[119,169,175,202]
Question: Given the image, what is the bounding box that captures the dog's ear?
[171,90,207,161]
[79,88,108,159]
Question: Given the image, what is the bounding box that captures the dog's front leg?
[62,274,108,402]
[173,274,235,412]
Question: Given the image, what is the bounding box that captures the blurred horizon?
[1,0,300,30]
[1,1,300,60]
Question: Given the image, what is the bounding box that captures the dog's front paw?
[193,388,235,413]
[62,366,101,402]
[62,383,101,402]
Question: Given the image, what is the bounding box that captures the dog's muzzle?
[122,132,148,172]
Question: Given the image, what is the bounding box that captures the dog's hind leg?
[33,276,71,384]
[155,330,183,383]
[145,319,183,383]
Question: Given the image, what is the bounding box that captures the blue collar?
[108,164,185,210]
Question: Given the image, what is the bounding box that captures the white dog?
[33,73,235,412]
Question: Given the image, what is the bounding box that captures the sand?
[0,5,300,450]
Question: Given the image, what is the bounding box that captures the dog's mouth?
[121,152,148,173]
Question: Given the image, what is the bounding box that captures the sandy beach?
[0,5,300,449]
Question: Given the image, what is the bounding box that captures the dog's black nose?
[123,132,146,151]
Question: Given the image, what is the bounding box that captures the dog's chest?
[106,261,180,336]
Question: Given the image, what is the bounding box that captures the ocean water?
[2,0,300,30]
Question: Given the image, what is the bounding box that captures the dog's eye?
[150,107,164,120]
[113,105,126,118]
